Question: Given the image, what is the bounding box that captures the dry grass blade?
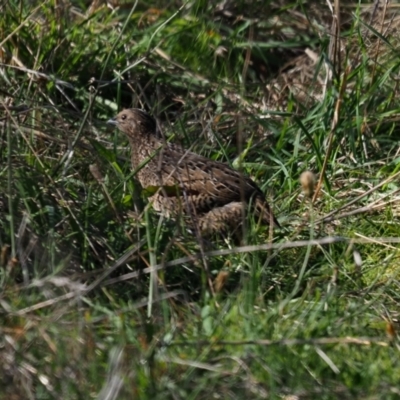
[169,336,389,347]
[317,169,400,223]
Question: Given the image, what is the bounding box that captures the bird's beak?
[107,117,118,126]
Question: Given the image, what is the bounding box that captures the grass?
[2,0,400,398]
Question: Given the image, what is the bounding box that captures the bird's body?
[108,108,279,235]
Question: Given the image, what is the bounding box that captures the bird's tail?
[253,195,280,228]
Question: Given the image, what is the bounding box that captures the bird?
[107,108,279,236]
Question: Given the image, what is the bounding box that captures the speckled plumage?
[108,108,279,235]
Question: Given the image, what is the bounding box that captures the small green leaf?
[122,195,132,206]
[142,185,180,197]
[201,305,213,336]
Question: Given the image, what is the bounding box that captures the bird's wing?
[156,143,263,203]
[142,142,280,227]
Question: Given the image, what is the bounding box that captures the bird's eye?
[121,114,127,120]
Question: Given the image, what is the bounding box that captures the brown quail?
[107,108,279,235]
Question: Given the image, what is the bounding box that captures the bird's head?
[107,108,156,137]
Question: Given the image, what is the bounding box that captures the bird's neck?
[128,135,163,170]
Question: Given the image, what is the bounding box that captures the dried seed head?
[386,321,396,341]
[214,271,230,293]
[0,244,10,267]
[89,164,104,183]
[300,171,316,199]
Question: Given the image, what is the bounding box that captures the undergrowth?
[1,0,400,399]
